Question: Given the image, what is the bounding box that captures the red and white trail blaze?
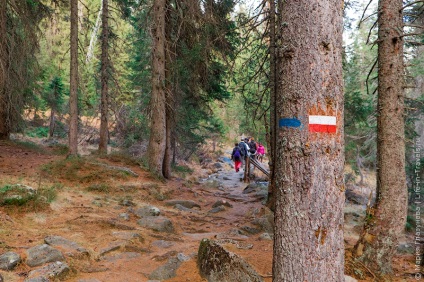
[308,115,337,133]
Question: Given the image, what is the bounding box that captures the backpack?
[249,141,257,153]
[233,148,241,160]
[238,142,246,156]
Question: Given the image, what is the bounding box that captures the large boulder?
[0,251,21,270]
[26,244,65,267]
[198,239,263,282]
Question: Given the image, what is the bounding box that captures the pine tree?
[273,0,345,280]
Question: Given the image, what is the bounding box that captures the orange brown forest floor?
[0,139,419,281]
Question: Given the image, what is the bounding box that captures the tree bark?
[148,0,167,177]
[273,0,345,281]
[98,0,109,154]
[49,109,55,138]
[69,0,79,156]
[354,0,407,276]
[0,0,9,140]
[267,0,277,211]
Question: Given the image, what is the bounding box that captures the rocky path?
[0,144,274,282]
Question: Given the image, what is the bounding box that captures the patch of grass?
[14,140,45,153]
[50,144,69,155]
[173,164,193,178]
[25,126,49,138]
[0,183,59,210]
[41,157,130,183]
[87,183,111,193]
[102,151,142,167]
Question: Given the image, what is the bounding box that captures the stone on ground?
[137,216,174,233]
[0,251,21,270]
[26,244,65,267]
[198,239,263,282]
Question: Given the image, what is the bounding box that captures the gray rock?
[241,226,261,235]
[242,183,260,194]
[152,240,174,249]
[251,215,274,234]
[212,200,233,208]
[137,216,174,233]
[213,162,223,169]
[26,244,65,267]
[99,242,125,257]
[397,243,414,254]
[345,188,368,205]
[258,233,273,241]
[119,199,135,206]
[177,253,190,262]
[0,251,21,270]
[44,235,89,258]
[148,257,182,280]
[111,231,143,242]
[208,206,226,213]
[119,213,130,220]
[345,275,358,282]
[133,205,161,217]
[24,277,49,282]
[164,200,200,209]
[174,204,196,212]
[198,239,263,282]
[26,261,70,281]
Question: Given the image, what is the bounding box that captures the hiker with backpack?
[231,143,243,172]
[238,138,250,164]
[248,137,257,159]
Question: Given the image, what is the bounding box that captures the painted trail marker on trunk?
[309,115,336,133]
[279,118,302,128]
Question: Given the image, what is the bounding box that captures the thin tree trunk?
[354,0,407,276]
[69,0,79,156]
[267,0,277,211]
[0,0,9,140]
[49,109,55,138]
[148,0,167,177]
[98,0,109,154]
[273,0,345,280]
[86,0,103,64]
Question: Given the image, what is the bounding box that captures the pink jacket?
[257,145,265,155]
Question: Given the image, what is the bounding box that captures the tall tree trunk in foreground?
[273,0,345,280]
[267,0,277,211]
[0,0,9,140]
[354,0,407,276]
[69,0,79,156]
[99,0,109,154]
[148,0,167,177]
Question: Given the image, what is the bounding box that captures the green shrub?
[25,126,49,138]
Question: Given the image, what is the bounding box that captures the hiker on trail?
[248,137,257,159]
[257,143,265,162]
[231,143,242,172]
[238,138,249,164]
